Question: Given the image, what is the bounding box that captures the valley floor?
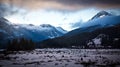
[0,49,120,67]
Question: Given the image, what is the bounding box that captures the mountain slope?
[0,17,17,48]
[39,24,120,48]
[64,11,120,36]
[81,16,120,27]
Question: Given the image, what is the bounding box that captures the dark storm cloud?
[0,0,120,10]
[54,0,120,8]
[55,0,120,5]
[0,0,120,17]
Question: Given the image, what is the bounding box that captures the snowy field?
[0,49,120,67]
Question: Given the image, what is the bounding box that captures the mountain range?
[39,11,120,48]
[0,18,67,48]
[0,11,120,49]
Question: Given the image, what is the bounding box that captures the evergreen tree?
[7,38,35,51]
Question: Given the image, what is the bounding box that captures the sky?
[0,0,120,31]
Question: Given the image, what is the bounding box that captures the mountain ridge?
[90,11,113,20]
[0,17,67,48]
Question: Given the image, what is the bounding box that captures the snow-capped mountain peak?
[91,11,112,20]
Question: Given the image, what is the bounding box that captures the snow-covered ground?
[0,49,120,67]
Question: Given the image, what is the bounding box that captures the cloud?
[0,0,120,17]
[0,3,16,17]
[0,0,120,11]
[70,22,82,28]
[0,0,120,31]
[0,3,22,17]
[0,0,79,10]
[106,9,120,15]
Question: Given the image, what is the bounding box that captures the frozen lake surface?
[0,49,120,67]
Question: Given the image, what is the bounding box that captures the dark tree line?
[7,38,35,51]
